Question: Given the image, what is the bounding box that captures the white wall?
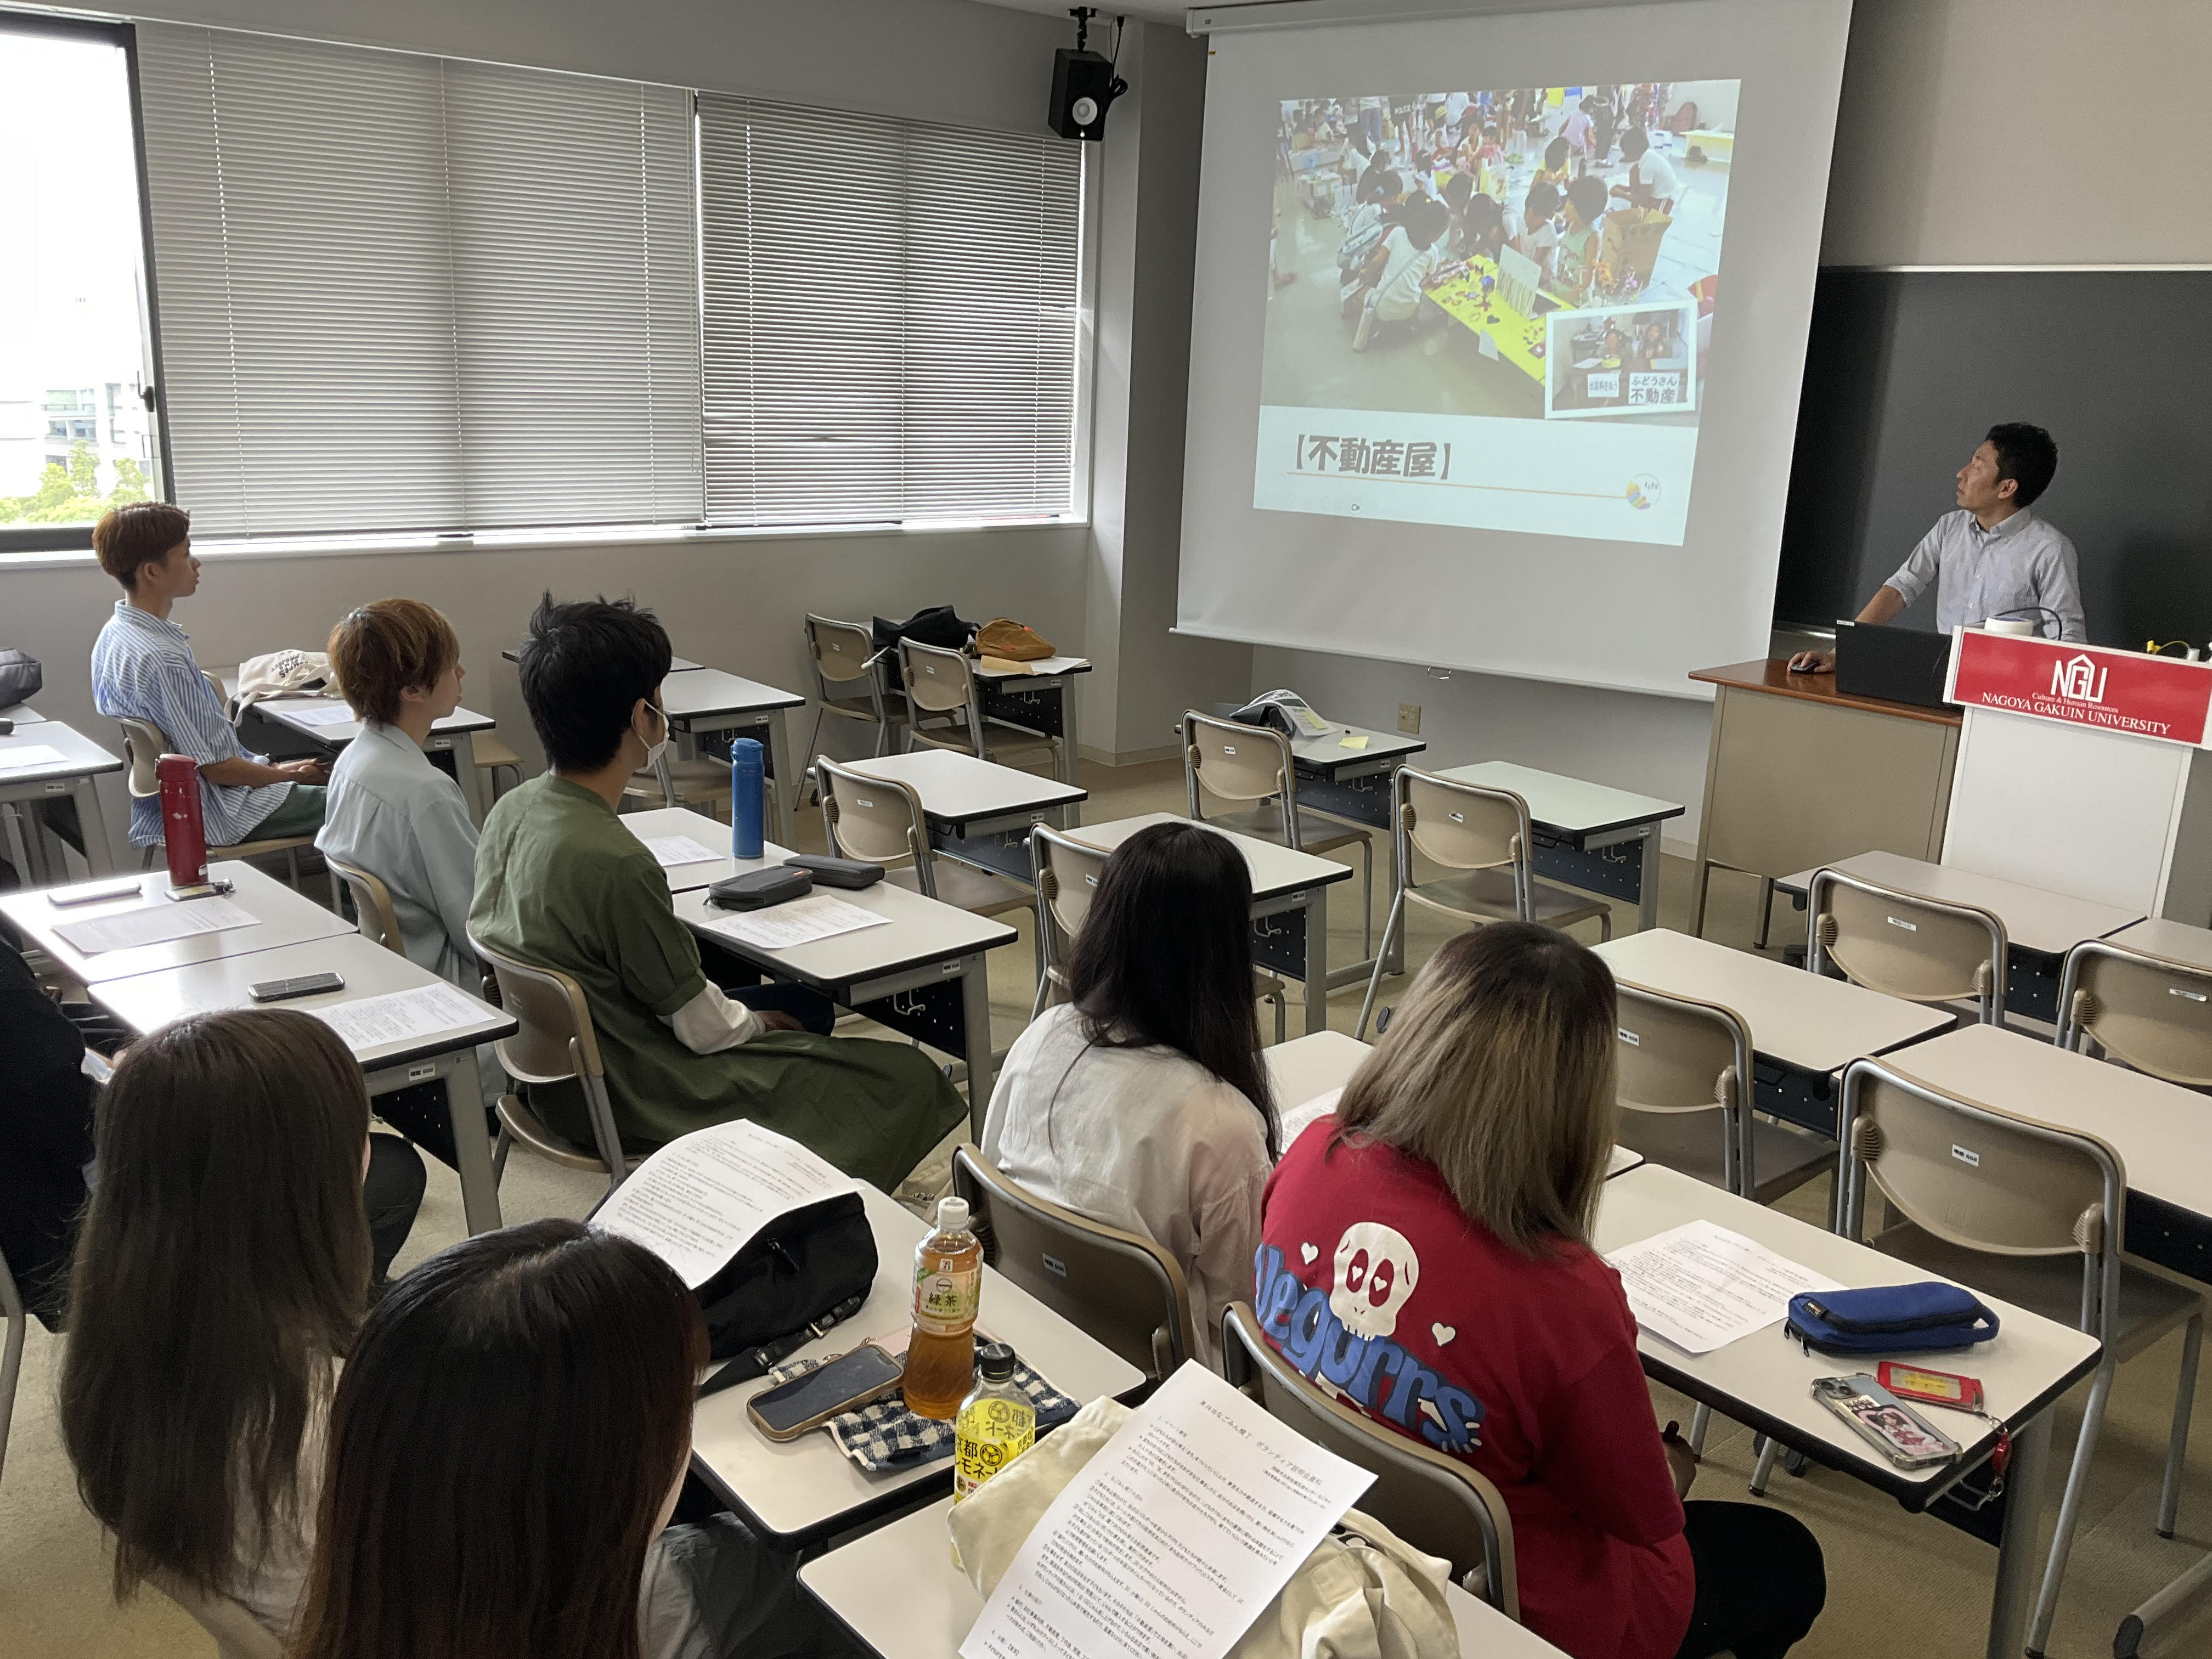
[1252,0,2212,847]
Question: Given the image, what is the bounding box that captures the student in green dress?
[468,596,968,1188]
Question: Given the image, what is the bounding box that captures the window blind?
[697,95,1081,528]
[136,25,699,537]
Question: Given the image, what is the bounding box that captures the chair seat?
[1407,867,1610,930]
[1873,1221,2205,1359]
[624,758,734,810]
[496,1091,627,1176]
[889,860,1036,921]
[1203,804,1373,860]
[472,733,521,770]
[910,716,1060,765]
[821,688,911,724]
[1616,1109,1837,1205]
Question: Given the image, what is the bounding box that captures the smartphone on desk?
[1813,1374,1960,1470]
[746,1342,905,1442]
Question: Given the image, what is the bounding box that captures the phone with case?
[1812,1373,1961,1470]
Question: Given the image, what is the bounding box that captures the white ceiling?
[968,1,1194,27]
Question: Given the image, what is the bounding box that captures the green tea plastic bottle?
[902,1197,981,1420]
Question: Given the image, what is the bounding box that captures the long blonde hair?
[1335,922,1616,1254]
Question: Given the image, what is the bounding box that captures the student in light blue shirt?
[316,598,479,988]
[88,503,326,848]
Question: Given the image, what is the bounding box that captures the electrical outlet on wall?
[1397,703,1421,735]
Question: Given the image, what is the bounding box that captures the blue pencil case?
[1785,1283,2000,1356]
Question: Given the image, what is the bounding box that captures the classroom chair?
[898,637,1062,776]
[150,1570,282,1659]
[2056,938,2212,1086]
[1029,823,1288,1042]
[1612,981,1836,1206]
[623,747,736,821]
[816,755,1037,930]
[802,613,908,764]
[1182,709,1375,962]
[468,932,633,1195]
[0,1251,22,1492]
[327,857,403,953]
[1808,867,2007,1029]
[953,1145,1196,1384]
[1355,766,1610,1038]
[1836,1056,2207,1657]
[471,732,524,804]
[115,714,321,893]
[1220,1301,1519,1618]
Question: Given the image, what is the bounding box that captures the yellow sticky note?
[1339,734,1370,750]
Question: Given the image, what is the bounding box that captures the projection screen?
[1177,0,1852,697]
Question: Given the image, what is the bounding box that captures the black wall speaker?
[1049,47,1121,142]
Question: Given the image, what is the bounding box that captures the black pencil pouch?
[783,853,884,890]
[708,867,813,911]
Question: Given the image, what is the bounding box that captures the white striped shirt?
[90,600,291,847]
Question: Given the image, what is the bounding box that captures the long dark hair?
[59,1009,372,1601]
[1064,821,1279,1155]
[291,1220,707,1659]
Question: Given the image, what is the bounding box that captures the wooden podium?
[1943,630,2212,925]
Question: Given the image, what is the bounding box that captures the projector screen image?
[1261,82,1737,545]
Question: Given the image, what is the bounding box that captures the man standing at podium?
[1789,424,2084,672]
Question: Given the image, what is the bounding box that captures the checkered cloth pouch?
[768,1353,1080,1473]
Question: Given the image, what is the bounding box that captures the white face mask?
[637,700,670,770]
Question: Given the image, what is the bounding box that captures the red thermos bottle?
[158,753,210,889]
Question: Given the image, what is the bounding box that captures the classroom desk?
[689,1183,1144,1550]
[972,656,1090,786]
[1595,928,1952,1140]
[845,749,1085,882]
[501,644,701,672]
[1071,811,1350,1037]
[0,701,47,724]
[799,1495,1560,1659]
[2104,916,2212,973]
[1775,849,2146,1025]
[246,695,500,823]
[622,806,744,892]
[0,860,353,985]
[1438,760,1685,934]
[1596,1163,2100,1659]
[91,932,515,1235]
[659,669,806,848]
[1689,660,1962,945]
[0,719,121,884]
[669,845,1017,1132]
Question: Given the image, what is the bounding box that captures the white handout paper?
[961,1363,1375,1659]
[644,835,724,868]
[0,742,67,772]
[310,982,489,1054]
[592,1119,859,1288]
[52,894,261,956]
[701,891,891,951]
[1606,1218,1843,1354]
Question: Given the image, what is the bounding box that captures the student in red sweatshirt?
[1258,923,1825,1659]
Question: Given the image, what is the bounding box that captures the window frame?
[0,8,175,555]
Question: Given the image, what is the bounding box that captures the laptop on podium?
[1833,623,1956,710]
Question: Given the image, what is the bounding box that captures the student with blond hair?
[1257,923,1826,1659]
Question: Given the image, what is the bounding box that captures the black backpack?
[871,605,975,654]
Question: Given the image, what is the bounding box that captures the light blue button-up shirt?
[316,721,481,988]
[1884,508,2086,641]
[89,600,291,847]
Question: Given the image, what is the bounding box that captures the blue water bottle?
[730,738,765,860]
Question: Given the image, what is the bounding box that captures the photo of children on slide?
[1266,82,1735,425]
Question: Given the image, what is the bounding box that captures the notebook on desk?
[1833,623,1955,710]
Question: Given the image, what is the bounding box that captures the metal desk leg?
[1304,889,1330,1036]
[1635,823,1662,934]
[1988,1407,2054,1659]
[961,954,995,1139]
[433,1051,503,1236]
[765,707,798,850]
[74,778,118,877]
[1055,678,1079,786]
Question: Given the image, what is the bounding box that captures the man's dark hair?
[1984,422,2059,507]
[1621,127,1651,160]
[516,595,671,773]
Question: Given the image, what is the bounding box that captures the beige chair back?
[327,857,403,953]
[1839,1059,2124,1336]
[150,1571,283,1659]
[1183,709,1289,810]
[899,637,977,718]
[1613,982,1752,1197]
[467,932,628,1187]
[806,613,880,687]
[1810,868,2007,1021]
[117,716,167,798]
[816,755,930,887]
[1401,768,1525,874]
[1031,823,1108,984]
[1220,1303,1518,1617]
[2058,940,2212,1087]
[953,1147,1195,1380]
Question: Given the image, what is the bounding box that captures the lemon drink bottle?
[902,1197,981,1420]
[953,1343,1034,1503]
